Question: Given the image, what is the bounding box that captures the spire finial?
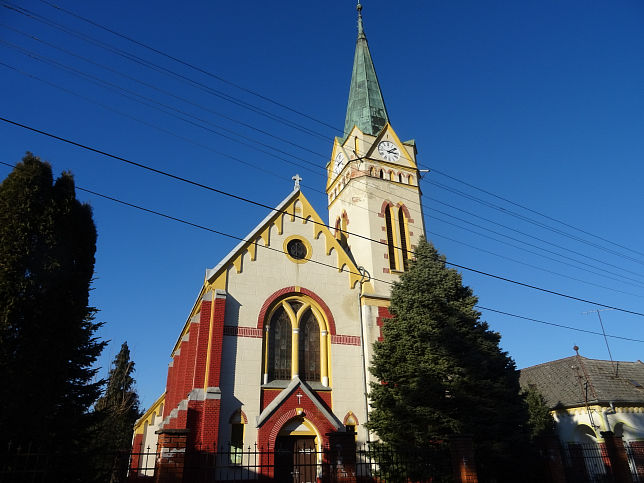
[357,1,365,37]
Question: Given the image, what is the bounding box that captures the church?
[132,2,425,463]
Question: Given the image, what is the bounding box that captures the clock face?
[378,141,400,163]
[333,152,345,175]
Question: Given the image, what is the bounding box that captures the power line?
[2,118,644,318]
[475,306,644,344]
[427,166,644,259]
[9,0,643,268]
[34,0,342,136]
[6,1,643,277]
[2,158,642,344]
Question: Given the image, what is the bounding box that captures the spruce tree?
[0,153,106,454]
[368,238,531,480]
[95,341,142,451]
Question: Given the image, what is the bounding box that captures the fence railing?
[560,441,643,483]
[1,441,452,482]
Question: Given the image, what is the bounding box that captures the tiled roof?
[519,356,644,409]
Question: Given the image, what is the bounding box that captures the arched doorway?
[274,417,318,483]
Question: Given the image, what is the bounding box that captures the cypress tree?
[368,238,531,480]
[0,153,106,454]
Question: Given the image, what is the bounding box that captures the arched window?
[398,207,409,271]
[268,307,291,380]
[264,297,330,386]
[379,169,384,179]
[398,173,403,183]
[408,175,414,185]
[299,310,320,381]
[385,205,396,270]
[370,166,375,176]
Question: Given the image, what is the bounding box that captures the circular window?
[287,239,307,260]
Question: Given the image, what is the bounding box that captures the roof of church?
[519,355,644,409]
[343,2,389,138]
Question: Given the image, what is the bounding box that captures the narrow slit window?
[398,207,409,271]
[385,206,396,270]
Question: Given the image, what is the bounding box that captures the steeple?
[343,2,389,137]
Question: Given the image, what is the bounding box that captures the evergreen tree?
[0,153,106,454]
[95,341,142,451]
[92,342,141,483]
[368,238,531,480]
[524,384,556,441]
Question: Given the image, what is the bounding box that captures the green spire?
[344,2,390,137]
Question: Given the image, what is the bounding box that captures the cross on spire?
[292,173,302,190]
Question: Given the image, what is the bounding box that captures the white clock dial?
[333,152,345,175]
[378,141,400,163]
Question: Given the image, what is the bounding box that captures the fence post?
[539,436,566,483]
[326,431,357,482]
[449,435,478,483]
[155,428,189,483]
[600,431,632,483]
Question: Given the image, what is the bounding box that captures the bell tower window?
[398,207,409,271]
[385,205,396,270]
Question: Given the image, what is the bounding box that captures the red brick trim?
[396,203,414,224]
[380,200,394,215]
[256,287,336,335]
[223,326,262,338]
[229,408,248,424]
[331,334,361,346]
[343,411,359,425]
[376,306,393,342]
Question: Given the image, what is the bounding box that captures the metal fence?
[2,441,452,482]
[561,441,643,483]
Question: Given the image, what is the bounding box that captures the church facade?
[132,4,425,460]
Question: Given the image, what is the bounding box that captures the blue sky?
[2,0,643,409]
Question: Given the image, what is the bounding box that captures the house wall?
[554,404,644,443]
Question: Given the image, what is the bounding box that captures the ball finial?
[357,2,362,13]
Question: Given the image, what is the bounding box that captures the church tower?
[327,3,425,297]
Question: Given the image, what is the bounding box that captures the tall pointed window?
[299,310,320,381]
[398,207,409,271]
[268,307,291,380]
[264,297,330,386]
[385,205,396,270]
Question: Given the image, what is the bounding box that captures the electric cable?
[2,121,644,319]
[2,159,642,344]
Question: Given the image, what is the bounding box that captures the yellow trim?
[275,213,283,235]
[232,254,243,273]
[259,227,270,246]
[360,295,391,307]
[204,290,216,390]
[364,123,417,169]
[263,297,330,384]
[248,239,257,261]
[389,205,401,271]
[401,208,412,266]
[134,393,166,434]
[283,235,313,264]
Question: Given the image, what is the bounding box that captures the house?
[520,351,644,444]
[131,2,425,468]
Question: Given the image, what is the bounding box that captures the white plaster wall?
[218,212,366,444]
[554,406,644,443]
